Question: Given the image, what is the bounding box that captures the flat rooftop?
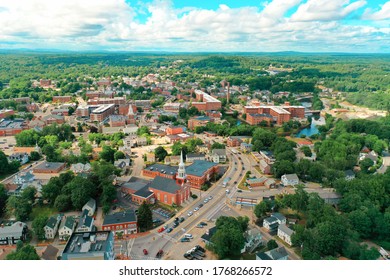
[62,231,111,255]
[0,119,24,129]
[91,104,115,114]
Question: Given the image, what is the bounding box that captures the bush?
[191,194,198,199]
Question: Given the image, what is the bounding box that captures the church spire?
[177,150,186,180]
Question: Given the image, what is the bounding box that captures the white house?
[281,173,299,186]
[211,149,227,163]
[256,246,288,260]
[277,224,294,246]
[8,153,29,165]
[263,213,286,231]
[76,210,94,232]
[58,216,77,240]
[44,215,62,239]
[82,198,96,217]
[70,163,91,174]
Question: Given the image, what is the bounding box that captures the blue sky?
[0,0,389,52]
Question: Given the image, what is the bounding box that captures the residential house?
[44,215,62,239]
[281,173,299,186]
[41,245,59,260]
[344,170,355,181]
[242,228,263,253]
[58,216,77,241]
[82,198,96,217]
[76,210,95,232]
[114,158,131,170]
[136,137,148,146]
[8,153,29,165]
[185,153,206,163]
[0,222,28,245]
[211,149,227,163]
[256,246,288,260]
[70,163,91,174]
[246,177,267,188]
[277,224,294,246]
[201,227,217,246]
[263,212,286,231]
[264,178,276,188]
[259,160,272,174]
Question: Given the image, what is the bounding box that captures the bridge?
[295,95,313,101]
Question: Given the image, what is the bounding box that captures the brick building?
[188,116,210,130]
[87,97,125,106]
[165,126,186,135]
[227,136,251,147]
[42,115,65,125]
[244,103,305,125]
[109,115,126,127]
[51,109,69,116]
[0,109,14,119]
[148,176,190,206]
[192,90,222,112]
[52,96,72,103]
[0,119,26,136]
[90,104,115,122]
[246,113,273,126]
[163,103,182,112]
[33,162,66,174]
[40,79,52,87]
[102,210,138,234]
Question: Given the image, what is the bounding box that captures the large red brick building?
[165,126,186,135]
[52,96,72,103]
[87,97,125,106]
[244,102,305,125]
[90,104,115,122]
[0,119,26,136]
[0,109,14,119]
[188,116,210,130]
[192,90,222,112]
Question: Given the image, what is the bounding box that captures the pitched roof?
[46,216,60,230]
[0,222,26,239]
[133,187,154,199]
[282,173,299,181]
[78,210,93,228]
[148,176,180,194]
[41,245,59,260]
[186,160,217,177]
[278,224,294,236]
[103,210,137,226]
[212,149,226,156]
[84,198,96,210]
[201,226,217,242]
[64,216,76,229]
[271,212,286,222]
[267,247,288,260]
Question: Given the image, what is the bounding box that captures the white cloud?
[0,0,387,52]
[291,0,367,21]
[363,1,390,20]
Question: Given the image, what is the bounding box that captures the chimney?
[227,82,230,105]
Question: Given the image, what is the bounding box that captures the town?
[0,53,389,261]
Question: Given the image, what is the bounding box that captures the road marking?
[127,238,135,257]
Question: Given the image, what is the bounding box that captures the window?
[164,195,167,203]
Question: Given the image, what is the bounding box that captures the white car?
[187,211,193,216]
[203,198,209,203]
[194,207,200,212]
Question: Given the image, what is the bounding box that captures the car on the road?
[198,203,203,208]
[158,227,165,233]
[196,224,204,228]
[156,249,164,258]
[199,222,207,226]
[193,207,199,212]
[143,249,148,255]
[180,237,190,242]
[173,222,179,228]
[237,189,243,193]
[187,211,193,216]
[233,181,237,184]
[167,227,173,233]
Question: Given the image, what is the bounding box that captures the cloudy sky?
[0,0,389,52]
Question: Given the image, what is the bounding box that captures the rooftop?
[149,176,180,194]
[103,210,137,226]
[0,119,24,129]
[0,222,27,239]
[122,177,150,192]
[186,160,218,177]
[278,224,294,236]
[62,231,112,256]
[91,104,115,114]
[133,187,154,199]
[145,163,178,176]
[34,161,66,171]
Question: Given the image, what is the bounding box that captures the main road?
[115,144,248,260]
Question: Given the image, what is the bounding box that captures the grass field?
[31,206,58,219]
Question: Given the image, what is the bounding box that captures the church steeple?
[177,150,186,181]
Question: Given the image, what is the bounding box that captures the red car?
[143,249,148,255]
[158,227,165,233]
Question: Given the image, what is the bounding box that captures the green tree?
[254,201,271,218]
[137,202,153,232]
[100,145,116,163]
[211,142,225,150]
[21,187,37,202]
[114,151,125,161]
[272,160,295,178]
[54,194,72,212]
[300,146,312,157]
[360,158,374,173]
[211,216,246,259]
[137,126,150,136]
[267,239,278,250]
[0,184,8,216]
[29,151,41,161]
[32,215,48,240]
[6,242,40,260]
[15,129,40,146]
[154,146,168,162]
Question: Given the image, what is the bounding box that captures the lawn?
[31,206,58,220]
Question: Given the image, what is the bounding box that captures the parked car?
[143,249,148,255]
[158,227,165,233]
[208,196,213,200]
[237,189,243,193]
[156,249,163,258]
[179,217,185,223]
[153,219,161,224]
[200,222,207,226]
[198,203,203,208]
[203,198,209,203]
[167,228,173,233]
[194,207,199,212]
[196,224,204,228]
[180,237,190,242]
[188,211,193,216]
